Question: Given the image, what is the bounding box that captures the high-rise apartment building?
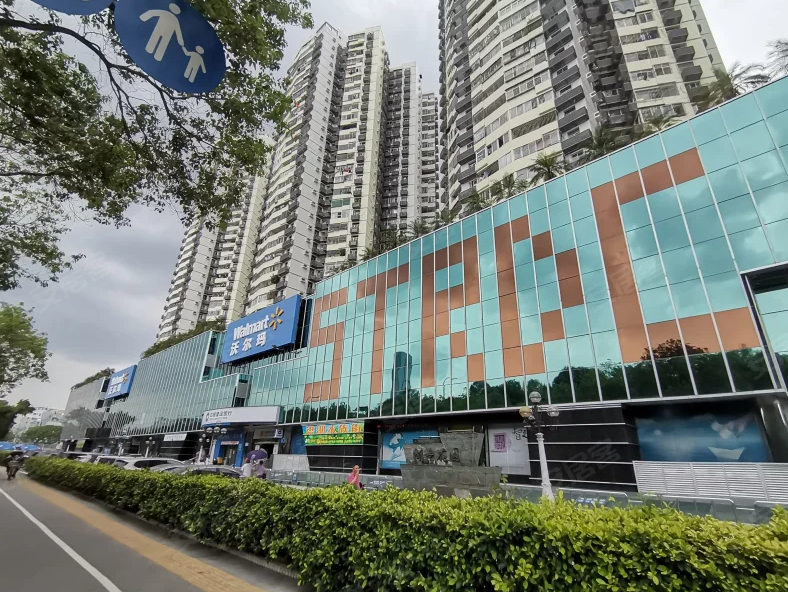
[419,92,441,225]
[439,0,722,208]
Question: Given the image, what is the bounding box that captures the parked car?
[115,457,183,471]
[168,465,242,479]
[149,464,185,473]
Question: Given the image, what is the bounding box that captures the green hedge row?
[26,457,788,592]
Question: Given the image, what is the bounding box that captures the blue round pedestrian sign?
[28,0,113,16]
[114,0,226,94]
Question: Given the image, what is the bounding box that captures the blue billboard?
[105,365,137,399]
[221,295,301,364]
[380,429,440,469]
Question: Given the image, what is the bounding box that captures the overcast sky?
[8,0,787,410]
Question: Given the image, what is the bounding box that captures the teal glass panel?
[694,237,736,276]
[552,224,575,253]
[514,238,533,264]
[509,194,527,220]
[493,202,510,226]
[466,327,484,355]
[765,219,788,262]
[741,150,788,191]
[448,222,463,245]
[544,339,569,372]
[517,288,539,316]
[452,357,467,383]
[662,122,695,157]
[410,239,421,259]
[635,135,666,168]
[610,146,638,178]
[435,267,449,291]
[461,215,477,238]
[482,298,501,323]
[708,165,751,202]
[729,227,774,271]
[639,286,675,323]
[436,359,450,383]
[479,251,497,276]
[478,229,494,255]
[583,269,609,302]
[547,178,568,203]
[568,334,595,368]
[720,93,762,132]
[586,157,612,188]
[685,205,724,243]
[563,305,589,337]
[450,307,465,332]
[573,216,598,246]
[399,245,410,264]
[690,108,726,145]
[436,335,450,360]
[530,208,550,235]
[578,242,604,271]
[409,319,421,343]
[632,254,666,289]
[527,185,546,212]
[626,226,659,260]
[481,274,499,301]
[732,121,775,161]
[485,350,504,379]
[566,169,589,196]
[662,247,698,284]
[435,228,448,251]
[410,277,422,300]
[766,110,788,148]
[549,199,571,227]
[593,330,622,364]
[753,181,788,224]
[677,177,715,212]
[466,302,482,328]
[422,233,434,255]
[535,257,557,285]
[537,282,560,312]
[587,299,615,333]
[477,209,493,233]
[570,191,594,220]
[718,194,762,234]
[621,198,651,231]
[398,284,409,305]
[671,279,709,318]
[655,216,690,252]
[520,314,542,345]
[756,77,788,117]
[449,263,464,287]
[647,187,681,222]
[515,262,536,290]
[396,301,409,323]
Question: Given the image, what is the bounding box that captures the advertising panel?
[380,429,440,469]
[486,424,531,476]
[302,422,364,445]
[201,406,280,427]
[104,365,137,400]
[220,295,301,364]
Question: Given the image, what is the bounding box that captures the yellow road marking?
[21,479,273,592]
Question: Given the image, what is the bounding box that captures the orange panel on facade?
[559,276,584,307]
[596,207,625,240]
[303,383,314,403]
[541,310,565,341]
[669,148,705,185]
[387,268,397,288]
[422,252,434,274]
[375,277,386,310]
[370,371,383,394]
[325,324,336,345]
[555,249,580,280]
[591,182,617,214]
[611,293,644,329]
[435,289,449,314]
[449,242,463,266]
[374,308,386,331]
[318,327,328,346]
[436,312,450,336]
[463,237,481,305]
[451,331,466,357]
[532,231,553,260]
[714,308,762,350]
[329,379,340,400]
[372,348,384,372]
[468,354,485,382]
[500,293,519,322]
[434,248,448,270]
[618,326,650,363]
[450,285,465,309]
[356,279,366,300]
[498,268,517,296]
[641,161,673,196]
[422,315,434,340]
[373,329,385,350]
[501,319,521,349]
[504,346,524,377]
[329,290,339,309]
[511,215,530,243]
[334,322,345,344]
[494,224,514,271]
[646,320,682,354]
[397,263,409,284]
[422,273,435,315]
[365,274,377,296]
[522,343,546,374]
[679,314,722,353]
[422,340,436,387]
[605,262,637,298]
[614,171,644,204]
[338,288,348,306]
[601,233,632,268]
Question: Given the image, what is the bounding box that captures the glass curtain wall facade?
[248,77,788,420]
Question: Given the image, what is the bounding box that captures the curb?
[26,477,299,581]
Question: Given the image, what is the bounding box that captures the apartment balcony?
[546,26,573,56]
[680,64,703,82]
[657,0,676,8]
[558,107,589,130]
[554,85,585,111]
[561,129,593,153]
[668,27,689,45]
[548,46,576,70]
[660,8,682,26]
[673,44,696,63]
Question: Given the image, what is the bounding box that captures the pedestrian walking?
[256,459,267,479]
[347,465,363,489]
[241,457,253,479]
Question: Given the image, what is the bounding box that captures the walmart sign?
[220,295,301,364]
[105,365,137,400]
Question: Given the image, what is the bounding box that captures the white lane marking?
[0,487,124,592]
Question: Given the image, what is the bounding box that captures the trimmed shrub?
[26,457,788,592]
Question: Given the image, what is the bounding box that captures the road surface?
[0,475,306,592]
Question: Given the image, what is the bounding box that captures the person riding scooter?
[3,447,26,480]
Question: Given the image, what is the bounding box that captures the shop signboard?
[221,295,301,364]
[380,429,439,469]
[163,433,188,442]
[302,422,364,445]
[486,424,531,476]
[105,365,137,399]
[201,406,279,427]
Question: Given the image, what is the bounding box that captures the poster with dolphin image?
[380,429,439,469]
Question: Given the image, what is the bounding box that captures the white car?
[114,457,183,471]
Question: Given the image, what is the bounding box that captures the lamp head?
[528,391,542,403]
[519,405,533,419]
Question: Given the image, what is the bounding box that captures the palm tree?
[581,124,617,163]
[433,203,461,230]
[406,219,432,239]
[527,151,566,187]
[490,172,529,202]
[767,39,788,77]
[635,114,678,140]
[461,189,496,216]
[695,63,771,111]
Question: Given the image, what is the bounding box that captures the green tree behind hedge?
[21,424,62,444]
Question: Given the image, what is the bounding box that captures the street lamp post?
[198,432,209,464]
[145,438,154,458]
[519,391,560,501]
